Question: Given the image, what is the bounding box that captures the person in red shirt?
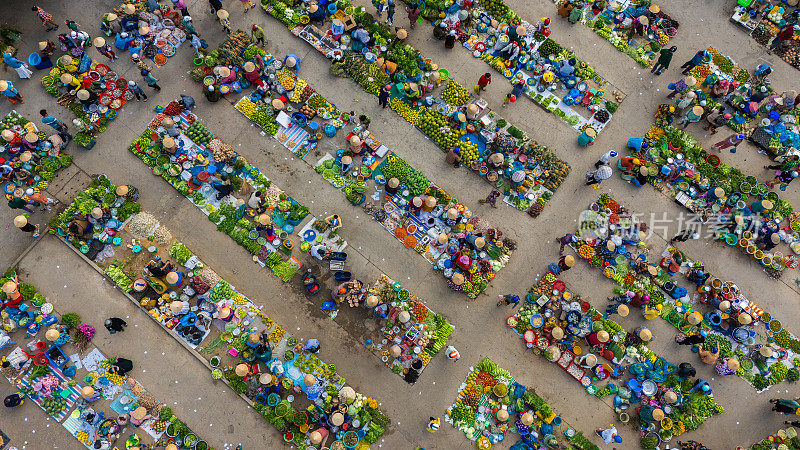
[770,24,798,52]
[475,73,491,94]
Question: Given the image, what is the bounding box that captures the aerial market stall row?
[571,194,800,391]
[398,0,623,134]
[50,177,391,448]
[0,270,211,449]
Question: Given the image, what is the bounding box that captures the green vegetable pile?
[105,264,133,292]
[406,169,430,196]
[381,155,412,183]
[169,242,194,265]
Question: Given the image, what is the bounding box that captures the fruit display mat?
[16,360,82,423]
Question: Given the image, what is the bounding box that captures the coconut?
[235,363,249,377]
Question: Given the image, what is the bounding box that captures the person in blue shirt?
[284,54,301,74]
[39,109,71,142]
[0,80,23,103]
[680,50,710,75]
[686,378,712,395]
[497,294,520,307]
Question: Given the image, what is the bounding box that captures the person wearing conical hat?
[284,54,302,74]
[0,80,23,104]
[715,356,740,376]
[558,254,575,272]
[14,215,39,237]
[217,9,231,34]
[94,37,118,61]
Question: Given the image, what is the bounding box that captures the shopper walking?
[128,80,147,101]
[40,109,72,142]
[209,0,223,14]
[445,346,460,361]
[104,317,127,334]
[0,80,23,104]
[585,165,612,185]
[670,229,699,244]
[13,215,39,237]
[378,84,390,108]
[479,188,501,207]
[594,150,617,168]
[386,0,396,25]
[373,0,387,18]
[770,398,800,414]
[595,425,621,444]
[703,106,727,134]
[407,3,421,28]
[252,24,266,47]
[651,46,676,75]
[93,37,118,61]
[217,10,231,34]
[239,0,255,12]
[712,133,745,153]
[3,53,33,79]
[8,195,34,213]
[680,50,711,75]
[32,5,59,31]
[556,233,576,255]
[141,70,161,92]
[475,73,491,94]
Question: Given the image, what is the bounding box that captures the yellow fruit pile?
[389,98,420,126]
[458,140,479,166]
[291,79,308,102]
[268,326,285,342]
[235,98,255,117]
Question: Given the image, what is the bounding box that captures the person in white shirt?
[595,425,621,444]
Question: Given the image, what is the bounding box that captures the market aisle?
[13,237,282,449]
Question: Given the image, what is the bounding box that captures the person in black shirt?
[108,357,133,376]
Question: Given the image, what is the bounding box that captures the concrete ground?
[1,0,800,448]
